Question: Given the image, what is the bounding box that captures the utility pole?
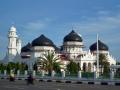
[96,34,99,78]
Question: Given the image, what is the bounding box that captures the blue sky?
[0,0,120,61]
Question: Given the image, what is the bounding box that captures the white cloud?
[97,10,110,16]
[22,18,53,31]
[24,21,46,31]
[68,14,120,34]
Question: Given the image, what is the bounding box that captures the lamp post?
[96,34,99,78]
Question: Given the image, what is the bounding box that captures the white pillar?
[51,70,55,78]
[17,70,20,77]
[28,59,33,71]
[110,69,114,80]
[93,65,98,79]
[24,70,28,77]
[78,71,81,79]
[62,70,65,79]
[33,70,36,77]
[10,70,13,74]
[41,70,45,77]
[94,71,98,79]
[4,70,7,76]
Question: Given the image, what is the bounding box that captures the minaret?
[16,37,21,54]
[8,26,18,61]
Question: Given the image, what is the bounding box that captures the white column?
[41,70,45,77]
[10,70,13,74]
[24,70,28,77]
[51,70,55,78]
[17,70,20,77]
[94,71,97,79]
[110,69,114,80]
[4,70,7,77]
[93,65,97,79]
[33,70,36,77]
[62,70,65,79]
[78,71,81,79]
[28,60,33,71]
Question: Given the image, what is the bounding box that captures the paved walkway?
[0,79,120,90]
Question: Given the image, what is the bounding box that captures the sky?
[0,0,120,61]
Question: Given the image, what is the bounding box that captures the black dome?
[64,30,83,42]
[21,43,31,52]
[32,34,54,46]
[90,40,109,51]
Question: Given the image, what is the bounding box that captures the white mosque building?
[1,26,116,72]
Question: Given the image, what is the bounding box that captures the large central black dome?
[90,40,109,51]
[32,34,54,46]
[64,30,83,42]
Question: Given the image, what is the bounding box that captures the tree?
[14,62,22,73]
[39,51,62,75]
[6,62,15,73]
[94,54,110,76]
[19,63,28,72]
[0,63,6,73]
[67,60,79,74]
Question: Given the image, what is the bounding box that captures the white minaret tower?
[16,37,21,54]
[8,26,18,61]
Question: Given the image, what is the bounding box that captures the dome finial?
[71,26,75,33]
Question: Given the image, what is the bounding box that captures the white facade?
[31,46,55,58]
[75,50,116,72]
[63,41,84,59]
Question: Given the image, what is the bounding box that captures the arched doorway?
[83,62,87,72]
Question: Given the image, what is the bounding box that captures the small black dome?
[90,40,109,51]
[64,30,83,42]
[21,43,31,52]
[32,34,54,46]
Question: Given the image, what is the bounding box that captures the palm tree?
[39,51,62,75]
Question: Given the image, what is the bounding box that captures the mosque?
[1,26,116,72]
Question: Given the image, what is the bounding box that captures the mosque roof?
[64,30,83,42]
[90,40,109,51]
[32,34,54,47]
